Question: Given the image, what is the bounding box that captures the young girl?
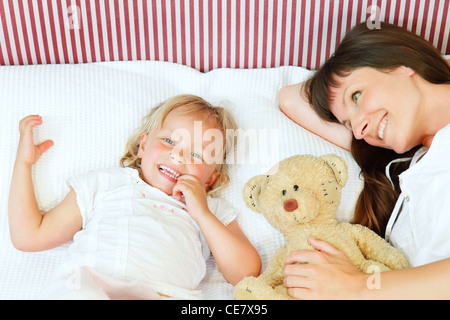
[279,22,450,299]
[9,94,261,299]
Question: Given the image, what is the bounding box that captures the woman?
[279,22,450,299]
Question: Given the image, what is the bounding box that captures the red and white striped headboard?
[1,0,449,71]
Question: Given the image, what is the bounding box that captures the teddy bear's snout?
[283,199,298,212]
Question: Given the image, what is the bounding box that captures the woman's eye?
[163,138,175,145]
[352,91,361,103]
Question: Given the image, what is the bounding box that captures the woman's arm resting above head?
[278,83,352,151]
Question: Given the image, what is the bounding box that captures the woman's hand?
[283,237,367,300]
[172,174,210,222]
[17,115,53,165]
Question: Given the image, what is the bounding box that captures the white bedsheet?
[0,61,362,299]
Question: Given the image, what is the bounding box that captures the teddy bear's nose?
[283,199,298,212]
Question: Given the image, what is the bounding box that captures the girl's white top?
[56,167,236,299]
[385,124,450,267]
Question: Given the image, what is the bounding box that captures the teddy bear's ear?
[320,154,348,187]
[243,175,267,212]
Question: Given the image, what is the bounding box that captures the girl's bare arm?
[173,175,261,285]
[196,215,261,286]
[8,115,82,252]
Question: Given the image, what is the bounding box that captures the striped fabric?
[0,0,449,71]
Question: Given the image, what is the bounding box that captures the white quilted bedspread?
[0,61,362,299]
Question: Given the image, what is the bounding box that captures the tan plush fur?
[233,154,408,300]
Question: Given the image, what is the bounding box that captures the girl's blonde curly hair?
[120,94,238,195]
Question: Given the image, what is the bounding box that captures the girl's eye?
[352,91,361,103]
[163,138,175,145]
[191,152,202,160]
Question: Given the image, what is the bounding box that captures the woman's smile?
[378,114,388,140]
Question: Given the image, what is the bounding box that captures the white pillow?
[0,61,362,298]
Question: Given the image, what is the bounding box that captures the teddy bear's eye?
[293,185,299,191]
[282,190,286,196]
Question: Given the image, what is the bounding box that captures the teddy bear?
[233,154,408,300]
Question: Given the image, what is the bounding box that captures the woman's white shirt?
[385,124,450,267]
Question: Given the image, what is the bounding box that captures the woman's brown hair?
[304,22,450,236]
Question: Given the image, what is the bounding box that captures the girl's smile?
[158,164,181,183]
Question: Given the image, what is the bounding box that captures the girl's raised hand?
[172,175,210,222]
[17,115,53,165]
